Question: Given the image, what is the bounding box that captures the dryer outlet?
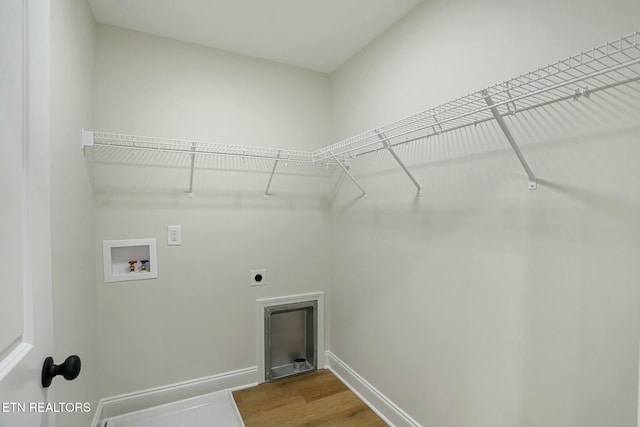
[250,269,267,286]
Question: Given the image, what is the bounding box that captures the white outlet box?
[250,269,267,286]
[168,225,182,246]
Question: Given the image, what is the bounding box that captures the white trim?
[326,351,422,427]
[21,0,34,348]
[90,352,418,427]
[93,366,257,426]
[256,291,325,306]
[256,291,325,384]
[228,388,246,426]
[0,342,33,383]
[0,0,48,385]
[90,399,104,427]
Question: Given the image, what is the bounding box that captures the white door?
[0,0,56,426]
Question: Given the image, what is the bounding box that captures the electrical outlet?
[168,225,182,246]
[250,269,266,286]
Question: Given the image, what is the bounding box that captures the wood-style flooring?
[232,369,387,427]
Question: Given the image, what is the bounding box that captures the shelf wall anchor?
[329,151,366,198]
[81,129,94,149]
[375,131,422,196]
[572,86,591,101]
[263,150,281,200]
[482,90,538,190]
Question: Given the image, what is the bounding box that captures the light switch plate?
[168,225,182,246]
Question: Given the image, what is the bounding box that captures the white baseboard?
[325,351,421,427]
[90,399,104,427]
[92,366,257,427]
[92,355,420,427]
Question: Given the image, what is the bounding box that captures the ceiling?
[87,0,423,73]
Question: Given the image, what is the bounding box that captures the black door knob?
[41,355,81,388]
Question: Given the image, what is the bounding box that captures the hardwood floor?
[232,369,387,427]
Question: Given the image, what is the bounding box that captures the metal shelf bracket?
[263,150,282,200]
[375,130,422,196]
[187,142,196,198]
[482,90,538,190]
[329,151,366,198]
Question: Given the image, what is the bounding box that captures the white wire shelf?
[87,131,317,163]
[84,31,640,197]
[313,31,640,162]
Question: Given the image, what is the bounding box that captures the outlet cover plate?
[250,269,267,286]
[168,225,182,246]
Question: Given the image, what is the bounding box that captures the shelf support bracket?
[329,151,366,198]
[482,90,537,190]
[263,150,281,200]
[375,130,422,196]
[187,142,196,198]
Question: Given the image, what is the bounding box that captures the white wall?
[50,0,99,425]
[93,25,332,397]
[89,3,640,424]
[330,0,640,141]
[329,0,640,426]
